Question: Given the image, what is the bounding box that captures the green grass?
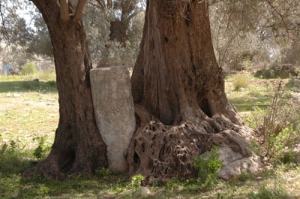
[0,73,300,198]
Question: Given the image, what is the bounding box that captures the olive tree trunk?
[24,0,107,180]
[127,0,253,183]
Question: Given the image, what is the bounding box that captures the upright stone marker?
[90,66,135,172]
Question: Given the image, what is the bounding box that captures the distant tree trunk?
[127,0,252,183]
[24,0,107,180]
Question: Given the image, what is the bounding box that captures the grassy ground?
[0,73,300,199]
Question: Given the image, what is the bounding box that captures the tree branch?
[73,0,88,22]
[60,0,70,21]
[95,0,105,9]
[266,0,290,39]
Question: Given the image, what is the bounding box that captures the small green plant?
[21,62,36,75]
[95,167,111,180]
[232,72,251,90]
[193,146,222,187]
[269,126,298,164]
[33,136,50,160]
[130,174,144,190]
[165,176,180,190]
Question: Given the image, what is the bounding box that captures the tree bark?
[24,0,107,180]
[128,0,253,183]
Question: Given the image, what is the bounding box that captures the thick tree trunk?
[128,0,254,183]
[24,0,107,180]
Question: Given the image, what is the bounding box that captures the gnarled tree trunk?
[127,0,254,183]
[24,0,107,180]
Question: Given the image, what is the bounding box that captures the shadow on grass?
[234,104,270,112]
[0,80,57,93]
[0,144,296,199]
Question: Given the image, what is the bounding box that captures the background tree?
[209,0,300,72]
[26,14,53,57]
[83,0,144,67]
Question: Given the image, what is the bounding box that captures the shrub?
[232,72,251,90]
[193,146,222,187]
[269,126,298,164]
[21,62,36,75]
[255,81,300,164]
[33,136,50,160]
[130,174,145,190]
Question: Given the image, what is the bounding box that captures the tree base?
[127,105,260,183]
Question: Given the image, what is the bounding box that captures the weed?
[258,81,300,164]
[232,72,251,90]
[33,136,51,160]
[130,174,144,190]
[193,146,222,188]
[269,126,299,164]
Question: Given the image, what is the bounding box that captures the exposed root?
[23,154,65,181]
[127,110,255,184]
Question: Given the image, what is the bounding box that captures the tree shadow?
[0,80,57,93]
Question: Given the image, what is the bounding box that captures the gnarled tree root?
[127,106,260,184]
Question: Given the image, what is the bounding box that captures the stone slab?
[90,66,136,172]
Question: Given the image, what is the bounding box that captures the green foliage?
[0,141,31,177]
[258,81,300,164]
[21,62,36,75]
[248,184,289,199]
[232,72,251,90]
[269,126,299,164]
[95,167,111,180]
[165,176,180,190]
[193,146,222,187]
[33,136,50,160]
[130,174,144,190]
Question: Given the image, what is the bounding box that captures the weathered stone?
[218,150,261,180]
[217,147,243,166]
[134,187,151,197]
[90,66,135,172]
